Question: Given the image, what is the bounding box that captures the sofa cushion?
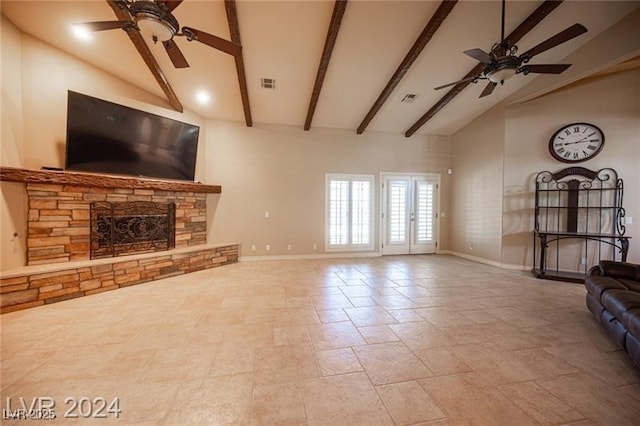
[619,279,640,293]
[599,261,640,281]
[624,309,640,338]
[601,290,640,321]
[625,332,640,369]
[601,310,627,349]
[586,276,628,301]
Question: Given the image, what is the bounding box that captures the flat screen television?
[65,91,199,181]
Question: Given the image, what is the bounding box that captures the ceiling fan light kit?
[434,0,588,98]
[76,0,241,70]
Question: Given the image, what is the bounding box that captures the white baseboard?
[440,250,532,271]
[239,251,382,262]
[240,250,533,272]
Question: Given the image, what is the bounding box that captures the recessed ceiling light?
[196,91,211,104]
[71,24,93,42]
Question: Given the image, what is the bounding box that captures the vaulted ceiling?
[2,1,639,136]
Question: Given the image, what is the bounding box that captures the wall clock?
[549,122,605,163]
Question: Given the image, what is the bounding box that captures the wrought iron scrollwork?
[90,201,176,259]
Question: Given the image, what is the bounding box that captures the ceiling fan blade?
[158,0,183,13]
[479,81,497,98]
[75,21,130,32]
[163,39,189,68]
[434,75,480,90]
[182,27,241,57]
[521,23,587,59]
[464,48,493,64]
[525,64,572,74]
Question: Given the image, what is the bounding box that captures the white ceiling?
[2,0,639,136]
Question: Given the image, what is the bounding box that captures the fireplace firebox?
[90,201,175,259]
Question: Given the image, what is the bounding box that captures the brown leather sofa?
[585,260,640,369]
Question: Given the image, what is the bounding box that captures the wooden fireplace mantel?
[0,166,221,193]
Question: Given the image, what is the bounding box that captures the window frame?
[325,173,375,252]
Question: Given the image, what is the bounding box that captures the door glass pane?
[388,181,407,243]
[329,180,349,245]
[416,181,434,242]
[351,181,371,244]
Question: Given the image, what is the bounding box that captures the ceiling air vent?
[401,93,418,103]
[260,78,276,90]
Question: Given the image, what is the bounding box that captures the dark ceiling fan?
[435,0,587,97]
[75,0,241,69]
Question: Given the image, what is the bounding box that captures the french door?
[381,173,438,255]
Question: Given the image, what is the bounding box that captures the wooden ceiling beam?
[356,0,458,135]
[304,0,348,131]
[106,0,183,113]
[225,0,252,127]
[405,0,563,137]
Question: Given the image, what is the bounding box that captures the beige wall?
[205,120,451,257]
[0,19,207,270]
[1,17,26,269]
[450,67,640,270]
[449,107,505,263]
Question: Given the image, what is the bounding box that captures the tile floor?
[1,255,640,425]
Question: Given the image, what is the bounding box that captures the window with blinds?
[326,174,374,251]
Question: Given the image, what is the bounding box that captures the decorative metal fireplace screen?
[90,201,175,259]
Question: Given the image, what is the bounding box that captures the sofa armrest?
[598,261,640,281]
[588,265,603,276]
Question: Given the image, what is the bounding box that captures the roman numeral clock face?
[549,122,605,163]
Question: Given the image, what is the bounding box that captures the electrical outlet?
[468,242,473,250]
[313,244,317,251]
[626,216,633,225]
[251,245,256,252]
[287,245,292,251]
[581,257,588,265]
[266,244,270,251]
[264,211,270,219]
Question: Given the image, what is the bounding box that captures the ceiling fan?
[435,0,587,97]
[75,0,241,69]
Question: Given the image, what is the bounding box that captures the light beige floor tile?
[388,322,450,350]
[315,309,349,323]
[273,325,310,346]
[316,347,363,376]
[537,373,640,425]
[163,373,253,425]
[353,342,432,385]
[307,321,366,350]
[419,373,539,425]
[347,296,378,307]
[303,372,392,425]
[358,324,400,344]
[617,383,640,401]
[252,382,306,425]
[496,381,586,424]
[387,308,425,323]
[414,346,473,376]
[376,380,445,425]
[542,342,639,386]
[254,343,320,385]
[210,345,255,376]
[344,306,398,327]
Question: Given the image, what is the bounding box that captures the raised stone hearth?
[0,167,237,313]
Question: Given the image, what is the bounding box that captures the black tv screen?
[65,91,199,181]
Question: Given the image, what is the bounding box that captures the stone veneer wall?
[1,244,238,313]
[26,183,207,265]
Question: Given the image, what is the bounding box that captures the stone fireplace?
[0,167,239,313]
